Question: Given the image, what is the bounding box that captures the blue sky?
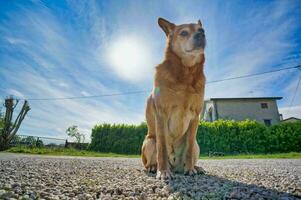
[1,0,301,140]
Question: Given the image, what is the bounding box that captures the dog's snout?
[194,28,205,40]
[194,32,203,40]
[198,28,204,33]
[196,28,205,37]
[194,33,201,39]
[193,30,206,48]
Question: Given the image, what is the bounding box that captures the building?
[201,97,283,126]
[281,117,301,123]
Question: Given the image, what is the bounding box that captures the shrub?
[89,120,301,155]
[267,122,301,153]
[89,123,147,154]
[198,120,269,155]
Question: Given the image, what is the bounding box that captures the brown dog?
[141,18,206,179]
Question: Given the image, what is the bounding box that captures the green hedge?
[198,120,301,154]
[89,123,147,154]
[89,120,301,155]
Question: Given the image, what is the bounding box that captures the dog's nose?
[198,28,205,33]
[194,32,204,40]
[195,28,205,38]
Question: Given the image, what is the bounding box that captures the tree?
[0,109,4,132]
[0,97,30,151]
[36,138,44,148]
[66,125,85,143]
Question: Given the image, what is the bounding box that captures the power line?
[206,65,300,83]
[23,90,150,101]
[7,64,301,101]
[288,75,301,112]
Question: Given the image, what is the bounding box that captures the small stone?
[182,195,191,200]
[0,190,6,196]
[22,195,30,200]
[114,188,123,195]
[77,194,85,200]
[129,192,136,196]
[163,185,173,193]
[12,183,21,188]
[4,184,12,190]
[154,188,161,194]
[13,187,22,194]
[1,191,14,199]
[67,192,75,197]
[40,192,48,197]
[167,195,175,200]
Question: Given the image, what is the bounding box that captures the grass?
[200,152,301,159]
[5,146,301,159]
[6,146,139,158]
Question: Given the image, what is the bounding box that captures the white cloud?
[80,91,90,96]
[58,82,69,88]
[5,37,28,45]
[7,89,25,99]
[279,106,301,119]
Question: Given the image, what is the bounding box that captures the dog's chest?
[167,97,200,140]
[168,107,194,139]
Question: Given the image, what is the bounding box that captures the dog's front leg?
[155,114,172,179]
[184,117,200,175]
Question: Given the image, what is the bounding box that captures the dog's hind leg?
[141,96,157,173]
[142,136,157,173]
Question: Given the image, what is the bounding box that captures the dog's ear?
[158,18,175,36]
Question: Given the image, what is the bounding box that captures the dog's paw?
[145,165,157,174]
[194,166,205,175]
[184,168,197,176]
[156,170,173,180]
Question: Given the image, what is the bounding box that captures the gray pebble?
[0,153,300,199]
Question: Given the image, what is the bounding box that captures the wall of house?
[215,99,281,125]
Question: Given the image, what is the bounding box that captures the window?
[264,119,271,126]
[261,103,268,109]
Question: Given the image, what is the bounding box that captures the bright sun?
[108,37,151,82]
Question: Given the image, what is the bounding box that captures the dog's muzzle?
[193,29,206,49]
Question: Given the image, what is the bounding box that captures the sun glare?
[108,37,151,82]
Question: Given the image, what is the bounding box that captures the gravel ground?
[0,153,300,200]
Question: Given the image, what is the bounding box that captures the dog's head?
[158,18,206,67]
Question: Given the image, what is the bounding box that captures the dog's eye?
[180,30,189,37]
